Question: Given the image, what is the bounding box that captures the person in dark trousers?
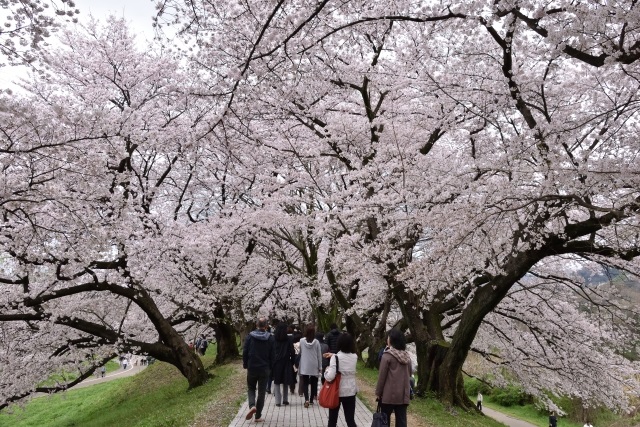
[325,323,341,354]
[272,322,295,406]
[316,332,330,383]
[324,333,359,427]
[549,412,558,427]
[298,324,322,407]
[243,317,275,423]
[375,329,412,427]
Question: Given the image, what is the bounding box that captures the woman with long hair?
[324,332,358,427]
[298,324,323,407]
[375,329,412,427]
[272,322,296,406]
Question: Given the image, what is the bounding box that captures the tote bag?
[371,402,388,427]
[318,355,341,409]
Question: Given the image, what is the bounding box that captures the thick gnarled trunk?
[214,320,239,364]
[136,288,209,388]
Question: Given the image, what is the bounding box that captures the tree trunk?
[214,320,239,364]
[136,288,209,388]
[169,336,209,388]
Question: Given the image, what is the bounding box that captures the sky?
[80,0,158,41]
[0,0,158,88]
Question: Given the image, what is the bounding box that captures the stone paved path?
[228,392,373,427]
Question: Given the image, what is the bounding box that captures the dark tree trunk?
[214,320,239,364]
[135,288,209,388]
[165,332,209,388]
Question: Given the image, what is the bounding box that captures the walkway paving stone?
[228,392,373,427]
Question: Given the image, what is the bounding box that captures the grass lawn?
[0,350,245,427]
[482,395,640,427]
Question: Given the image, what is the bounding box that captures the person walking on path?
[325,323,341,354]
[375,329,412,427]
[477,392,483,411]
[324,332,359,427]
[298,324,323,408]
[316,332,330,384]
[243,317,275,423]
[272,322,295,407]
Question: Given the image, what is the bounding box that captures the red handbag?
[318,355,341,409]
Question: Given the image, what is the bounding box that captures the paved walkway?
[229,392,373,427]
[483,407,538,427]
[72,364,146,390]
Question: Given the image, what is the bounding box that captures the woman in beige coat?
[375,329,412,427]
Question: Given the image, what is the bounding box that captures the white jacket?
[324,352,358,397]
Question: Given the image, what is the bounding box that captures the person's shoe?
[283,401,289,405]
[254,418,264,423]
[304,401,309,408]
[245,407,257,420]
[266,389,271,394]
[276,403,282,407]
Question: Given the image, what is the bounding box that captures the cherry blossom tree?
[0,17,217,406]
[0,0,80,65]
[156,0,640,411]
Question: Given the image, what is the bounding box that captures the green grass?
[0,351,241,427]
[357,361,506,427]
[483,399,577,427]
[483,398,640,427]
[38,360,121,387]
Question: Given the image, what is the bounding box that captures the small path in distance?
[483,406,539,427]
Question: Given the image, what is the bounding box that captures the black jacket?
[243,330,276,373]
[325,328,341,353]
[272,335,296,384]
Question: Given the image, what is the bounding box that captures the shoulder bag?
[318,355,340,409]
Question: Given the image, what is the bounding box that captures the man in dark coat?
[325,323,341,354]
[243,317,275,422]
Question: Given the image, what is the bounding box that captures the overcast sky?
[80,0,158,41]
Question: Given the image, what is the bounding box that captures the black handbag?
[371,402,388,427]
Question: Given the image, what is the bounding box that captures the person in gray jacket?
[375,329,412,427]
[298,324,323,407]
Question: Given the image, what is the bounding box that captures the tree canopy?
[1,0,640,413]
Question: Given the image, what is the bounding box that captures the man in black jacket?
[325,323,341,354]
[243,317,275,422]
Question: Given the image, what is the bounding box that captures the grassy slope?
[482,395,640,427]
[38,360,121,387]
[0,351,246,427]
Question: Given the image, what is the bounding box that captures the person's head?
[336,332,356,354]
[387,329,407,350]
[330,323,338,330]
[274,322,289,341]
[257,317,268,330]
[304,324,316,342]
[315,332,325,343]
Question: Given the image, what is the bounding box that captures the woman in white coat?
[324,333,358,427]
